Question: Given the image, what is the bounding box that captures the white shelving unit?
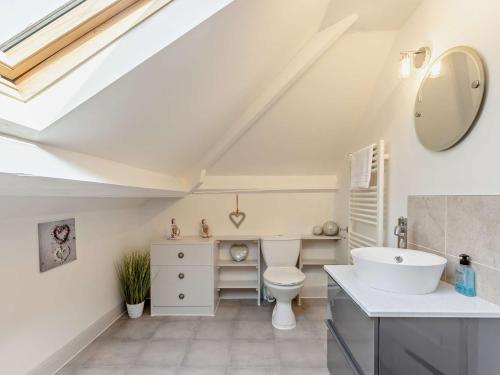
[298,236,340,305]
[217,280,259,289]
[213,234,343,306]
[215,236,261,306]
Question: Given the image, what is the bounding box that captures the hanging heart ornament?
[229,194,246,229]
[229,211,246,228]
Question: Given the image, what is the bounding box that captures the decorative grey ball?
[312,225,323,236]
[230,244,249,262]
[323,221,339,236]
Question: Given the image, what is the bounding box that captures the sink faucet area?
[351,247,447,294]
[393,216,408,249]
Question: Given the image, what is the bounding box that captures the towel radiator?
[348,140,387,262]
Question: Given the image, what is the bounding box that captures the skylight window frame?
[0,0,87,52]
[0,0,173,101]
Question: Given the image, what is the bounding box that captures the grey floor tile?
[280,367,330,374]
[240,299,265,306]
[62,299,329,374]
[273,320,321,341]
[302,305,327,321]
[61,367,128,375]
[301,299,327,306]
[233,321,274,340]
[277,340,326,368]
[153,320,200,339]
[55,365,75,375]
[312,320,328,341]
[177,368,227,375]
[83,339,146,367]
[228,367,280,374]
[162,316,202,322]
[64,340,103,367]
[126,366,177,374]
[230,340,279,368]
[291,303,307,321]
[135,339,189,367]
[183,340,231,367]
[204,301,241,321]
[237,305,273,321]
[104,320,161,340]
[195,320,234,340]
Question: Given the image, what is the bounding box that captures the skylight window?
[0,0,85,51]
[0,0,173,101]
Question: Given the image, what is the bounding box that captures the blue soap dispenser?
[455,254,476,297]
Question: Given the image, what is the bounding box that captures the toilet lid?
[264,267,306,286]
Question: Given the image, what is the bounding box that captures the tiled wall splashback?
[408,195,500,306]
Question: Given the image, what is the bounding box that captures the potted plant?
[116,250,150,319]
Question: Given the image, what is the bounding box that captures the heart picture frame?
[38,218,77,272]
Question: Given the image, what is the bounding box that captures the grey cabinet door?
[327,319,360,375]
[379,318,500,375]
[328,276,378,375]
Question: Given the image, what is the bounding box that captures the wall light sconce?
[400,47,431,78]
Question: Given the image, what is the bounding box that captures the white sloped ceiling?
[208,31,398,176]
[35,0,331,175]
[0,0,426,196]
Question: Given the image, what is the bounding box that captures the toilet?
[262,236,305,330]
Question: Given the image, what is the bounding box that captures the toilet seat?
[264,267,305,286]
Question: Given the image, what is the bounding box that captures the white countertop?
[324,265,500,318]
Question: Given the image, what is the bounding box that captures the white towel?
[350,145,373,189]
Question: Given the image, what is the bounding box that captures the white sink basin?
[351,247,447,295]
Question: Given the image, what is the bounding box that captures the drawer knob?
[178,252,184,259]
[178,293,185,300]
[178,273,185,279]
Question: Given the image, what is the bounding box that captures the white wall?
[138,192,341,297]
[0,197,147,375]
[140,193,337,239]
[334,0,500,246]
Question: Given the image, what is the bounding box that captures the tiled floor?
[57,299,329,375]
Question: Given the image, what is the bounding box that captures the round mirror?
[414,46,485,151]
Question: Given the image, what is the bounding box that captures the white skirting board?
[28,303,125,375]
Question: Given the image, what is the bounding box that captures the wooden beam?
[185,14,358,189]
[195,175,338,194]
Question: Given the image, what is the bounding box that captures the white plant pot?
[126,301,145,319]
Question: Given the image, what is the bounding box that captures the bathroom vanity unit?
[324,265,500,375]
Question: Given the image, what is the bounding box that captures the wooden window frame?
[0,0,173,102]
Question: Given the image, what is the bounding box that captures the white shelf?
[301,258,338,266]
[301,235,342,240]
[217,259,258,267]
[217,280,259,289]
[216,235,260,242]
[215,235,342,241]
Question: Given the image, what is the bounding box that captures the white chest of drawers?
[151,237,216,316]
